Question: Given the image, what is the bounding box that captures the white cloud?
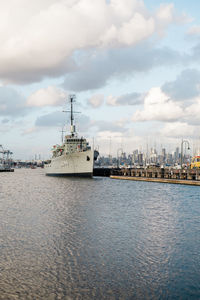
[187,25,200,36]
[0,0,176,83]
[91,120,127,133]
[156,3,174,24]
[27,86,67,107]
[132,87,183,122]
[87,94,104,108]
[107,92,143,106]
[117,13,155,46]
[160,122,196,138]
[107,95,118,106]
[185,97,200,124]
[154,3,175,37]
[22,127,39,135]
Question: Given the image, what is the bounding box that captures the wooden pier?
[110,167,200,186]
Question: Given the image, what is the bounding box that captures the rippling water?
[0,169,200,299]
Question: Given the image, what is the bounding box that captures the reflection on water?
[0,169,200,299]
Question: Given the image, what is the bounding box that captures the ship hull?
[46,172,92,177]
[44,149,94,177]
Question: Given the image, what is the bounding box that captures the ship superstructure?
[45,95,94,176]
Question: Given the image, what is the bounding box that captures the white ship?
[45,95,94,177]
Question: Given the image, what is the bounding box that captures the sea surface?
[0,168,200,299]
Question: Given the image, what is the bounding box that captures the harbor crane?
[0,145,13,169]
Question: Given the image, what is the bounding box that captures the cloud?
[1,118,10,124]
[27,86,67,107]
[35,111,65,127]
[87,94,104,108]
[0,0,176,84]
[162,69,200,101]
[62,44,182,91]
[190,42,200,62]
[132,87,183,122]
[97,130,123,139]
[0,123,14,133]
[129,76,200,127]
[155,3,174,32]
[0,86,29,117]
[92,120,127,133]
[113,13,155,46]
[34,109,126,137]
[160,122,197,138]
[185,97,200,125]
[187,26,200,36]
[22,127,39,135]
[35,110,91,133]
[107,92,143,106]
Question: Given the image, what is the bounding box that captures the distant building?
[161,148,166,163]
[138,153,143,166]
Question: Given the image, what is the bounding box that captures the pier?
[110,166,200,186]
[93,167,115,177]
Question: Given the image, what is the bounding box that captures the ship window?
[87,156,90,161]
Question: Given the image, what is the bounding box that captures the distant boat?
[45,95,95,177]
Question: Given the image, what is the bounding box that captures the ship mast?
[70,94,76,136]
[63,94,80,137]
[69,95,76,136]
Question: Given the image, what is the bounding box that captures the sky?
[1,0,200,160]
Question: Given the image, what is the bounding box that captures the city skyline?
[12,144,191,165]
[0,0,200,159]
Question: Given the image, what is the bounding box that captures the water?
[0,169,200,299]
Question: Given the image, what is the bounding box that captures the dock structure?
[93,167,113,177]
[0,144,14,172]
[110,167,200,186]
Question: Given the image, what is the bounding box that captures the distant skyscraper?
[175,147,180,163]
[138,153,143,166]
[162,148,166,163]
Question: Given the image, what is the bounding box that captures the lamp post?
[181,140,190,169]
[117,148,123,168]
